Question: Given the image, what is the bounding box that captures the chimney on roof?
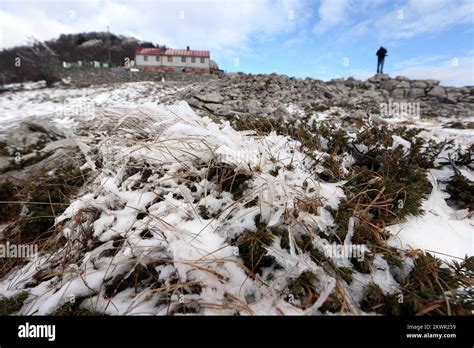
[186,46,190,51]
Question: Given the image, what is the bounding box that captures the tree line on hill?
[0,32,165,86]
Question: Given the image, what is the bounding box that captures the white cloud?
[392,56,474,87]
[281,35,306,49]
[392,55,448,70]
[375,0,474,40]
[0,0,308,60]
[0,9,75,48]
[313,0,349,33]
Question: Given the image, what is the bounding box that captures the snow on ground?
[383,114,474,147]
[0,81,187,132]
[388,169,473,262]
[0,101,345,314]
[0,82,472,314]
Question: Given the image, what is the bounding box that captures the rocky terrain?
[178,73,473,119]
[0,73,472,316]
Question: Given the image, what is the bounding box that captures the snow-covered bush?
[0,102,472,315]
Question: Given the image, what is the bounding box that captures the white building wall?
[136,54,210,70]
[162,56,210,69]
[136,54,161,66]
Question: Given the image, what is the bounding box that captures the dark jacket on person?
[376,47,387,59]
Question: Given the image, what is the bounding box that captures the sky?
[1,0,473,86]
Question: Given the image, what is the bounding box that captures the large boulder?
[391,88,406,99]
[408,88,425,98]
[445,93,458,104]
[424,79,441,88]
[6,119,65,154]
[396,81,411,89]
[427,86,447,101]
[204,103,233,116]
[194,92,224,104]
[381,80,400,91]
[368,74,389,83]
[411,81,428,89]
[272,105,292,120]
[242,99,261,114]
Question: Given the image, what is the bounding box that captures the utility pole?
[107,25,111,66]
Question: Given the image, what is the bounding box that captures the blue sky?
[1,0,473,86]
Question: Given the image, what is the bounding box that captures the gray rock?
[187,97,205,109]
[445,93,457,104]
[273,105,291,119]
[329,78,345,84]
[459,95,474,103]
[411,81,428,89]
[245,100,262,114]
[260,106,274,114]
[362,90,384,101]
[396,81,411,89]
[368,74,389,83]
[352,110,366,119]
[324,91,336,99]
[427,86,447,101]
[165,72,472,120]
[381,80,399,91]
[204,103,233,116]
[0,147,80,182]
[0,157,11,173]
[40,138,79,154]
[194,92,224,103]
[6,119,65,153]
[204,103,220,112]
[391,88,406,99]
[424,79,441,87]
[408,88,425,98]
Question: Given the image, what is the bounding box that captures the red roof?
[136,47,210,58]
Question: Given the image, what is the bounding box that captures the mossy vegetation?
[0,181,21,221]
[2,107,470,316]
[328,124,434,252]
[445,171,473,211]
[0,164,88,278]
[206,161,252,200]
[361,253,473,315]
[318,156,344,182]
[287,271,319,309]
[16,165,87,243]
[233,116,471,315]
[104,263,161,298]
[0,292,28,315]
[235,215,275,274]
[0,141,10,156]
[52,299,104,316]
[0,151,53,175]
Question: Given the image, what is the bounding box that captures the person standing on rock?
[376,46,387,74]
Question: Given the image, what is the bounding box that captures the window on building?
[200,57,205,63]
[144,55,148,61]
[191,57,196,63]
[168,56,172,62]
[155,56,159,61]
[181,56,186,63]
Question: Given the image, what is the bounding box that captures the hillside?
[0,74,472,315]
[0,32,163,85]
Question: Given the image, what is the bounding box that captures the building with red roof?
[135,46,211,74]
